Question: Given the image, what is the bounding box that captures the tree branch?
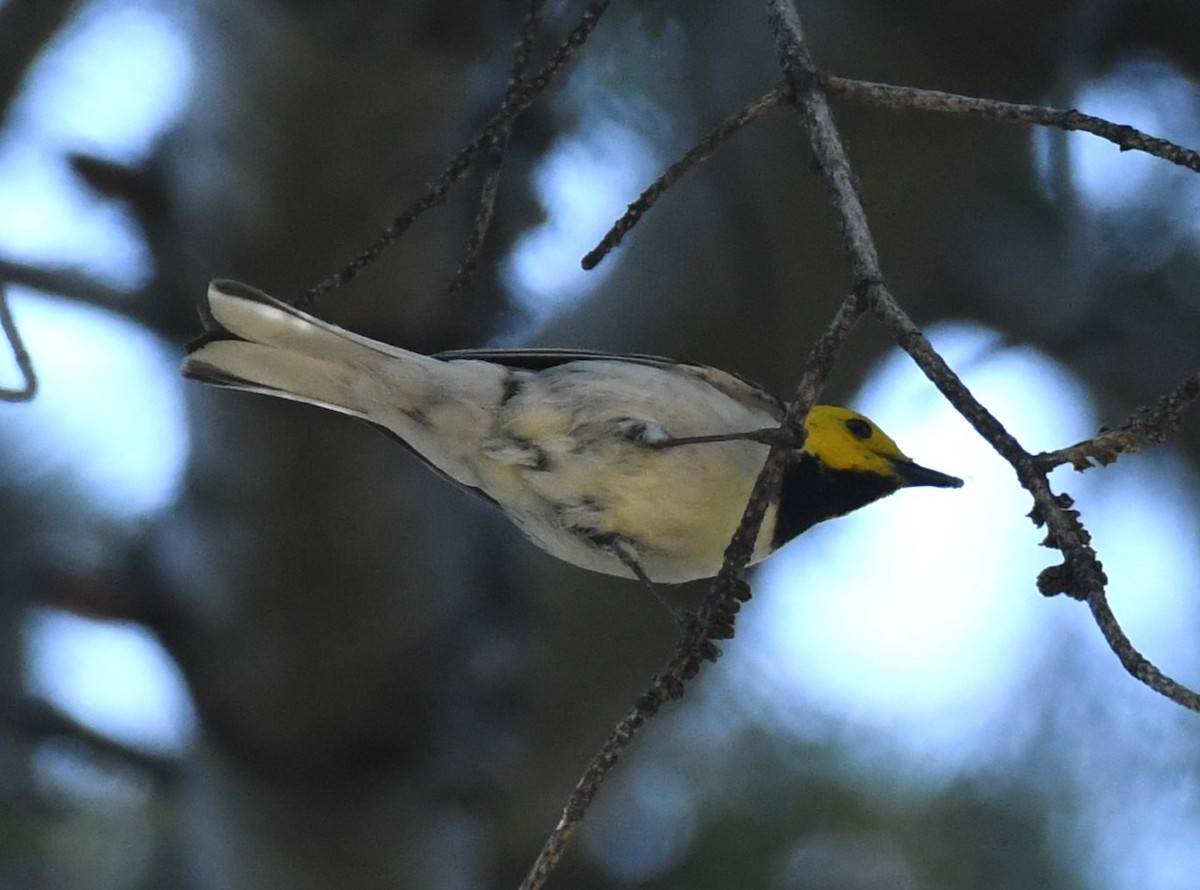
[0,283,37,402]
[582,84,791,270]
[444,0,546,296]
[3,694,180,786]
[521,5,1200,884]
[1036,372,1200,471]
[0,258,136,310]
[301,0,612,307]
[518,287,869,890]
[823,75,1200,173]
[770,0,1200,715]
[582,67,1200,276]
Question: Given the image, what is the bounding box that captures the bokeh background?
[2,1,1200,888]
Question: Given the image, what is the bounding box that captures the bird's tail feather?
[182,280,504,489]
[181,280,473,425]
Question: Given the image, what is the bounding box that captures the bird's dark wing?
[433,348,786,421]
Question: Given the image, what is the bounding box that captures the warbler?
[182,280,962,584]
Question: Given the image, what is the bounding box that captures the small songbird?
[182,280,962,584]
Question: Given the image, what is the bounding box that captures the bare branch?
[0,258,135,311]
[302,0,612,308]
[1036,372,1200,471]
[767,3,1026,459]
[518,289,869,890]
[767,0,1200,714]
[824,76,1200,173]
[29,564,149,624]
[1088,591,1200,711]
[582,84,791,270]
[580,66,1200,281]
[520,5,1200,882]
[3,695,180,785]
[0,283,37,402]
[444,0,547,296]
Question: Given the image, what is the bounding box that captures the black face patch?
[845,417,873,440]
[772,453,900,548]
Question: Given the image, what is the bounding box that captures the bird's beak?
[891,458,964,489]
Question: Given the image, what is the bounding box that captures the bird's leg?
[616,419,796,450]
[648,427,797,448]
[605,537,691,628]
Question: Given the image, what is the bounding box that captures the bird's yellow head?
[801,406,963,489]
[768,405,962,551]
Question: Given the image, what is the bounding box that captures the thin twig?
[582,84,792,270]
[770,0,1200,714]
[445,0,546,295]
[823,76,1200,173]
[3,695,180,785]
[520,4,1200,882]
[1088,591,1200,710]
[1028,490,1200,710]
[769,2,1018,453]
[0,258,134,311]
[302,0,611,308]
[1036,371,1200,471]
[0,283,37,401]
[517,290,868,890]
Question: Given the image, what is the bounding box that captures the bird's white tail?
[182,280,502,486]
[183,280,418,417]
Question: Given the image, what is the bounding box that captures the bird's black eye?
[845,418,873,440]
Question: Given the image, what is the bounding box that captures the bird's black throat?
[771,454,901,550]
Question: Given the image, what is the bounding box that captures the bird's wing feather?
[434,348,786,422]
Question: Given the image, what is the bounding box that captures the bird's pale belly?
[476,433,776,582]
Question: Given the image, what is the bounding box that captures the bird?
[182,279,963,585]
